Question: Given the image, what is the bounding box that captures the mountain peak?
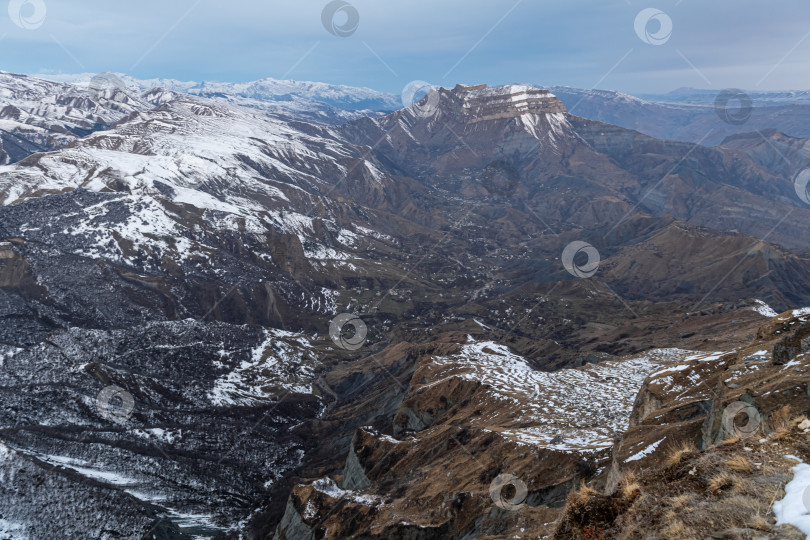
[446,83,567,123]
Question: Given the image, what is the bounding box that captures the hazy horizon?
[25,69,810,98]
[6,0,809,96]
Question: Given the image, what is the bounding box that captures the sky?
[4,0,809,95]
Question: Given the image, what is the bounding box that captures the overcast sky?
[4,0,809,94]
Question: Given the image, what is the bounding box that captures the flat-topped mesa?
[455,84,567,123]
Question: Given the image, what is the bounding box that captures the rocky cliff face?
[457,84,567,122]
[271,339,729,538]
[607,307,810,480]
[273,308,810,539]
[554,308,810,539]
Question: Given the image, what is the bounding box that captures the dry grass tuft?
[661,520,687,538]
[722,494,762,511]
[721,434,741,445]
[569,481,598,506]
[725,455,753,473]
[749,515,770,530]
[666,494,691,509]
[665,441,697,467]
[619,472,641,501]
[707,472,737,493]
[768,405,792,438]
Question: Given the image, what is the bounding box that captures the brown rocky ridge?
[273,308,810,539]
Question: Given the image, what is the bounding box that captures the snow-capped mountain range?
[42,72,400,110]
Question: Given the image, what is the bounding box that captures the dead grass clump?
[660,520,687,538]
[721,434,741,445]
[707,472,740,493]
[665,441,697,467]
[749,514,770,530]
[569,480,599,505]
[725,455,753,473]
[665,493,691,509]
[768,405,792,439]
[720,494,764,512]
[619,472,641,501]
[554,481,637,539]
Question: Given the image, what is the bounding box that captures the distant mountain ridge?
[40,72,402,112]
[639,86,810,106]
[548,85,810,145]
[32,72,810,145]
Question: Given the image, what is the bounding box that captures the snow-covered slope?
[410,339,698,452]
[0,90,390,270]
[0,70,399,169]
[0,71,150,164]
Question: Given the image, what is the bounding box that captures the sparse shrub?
[570,480,598,505]
[555,480,635,539]
[581,525,606,539]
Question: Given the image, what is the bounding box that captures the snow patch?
[751,300,779,317]
[311,477,379,506]
[208,329,316,406]
[626,438,665,462]
[773,457,810,537]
